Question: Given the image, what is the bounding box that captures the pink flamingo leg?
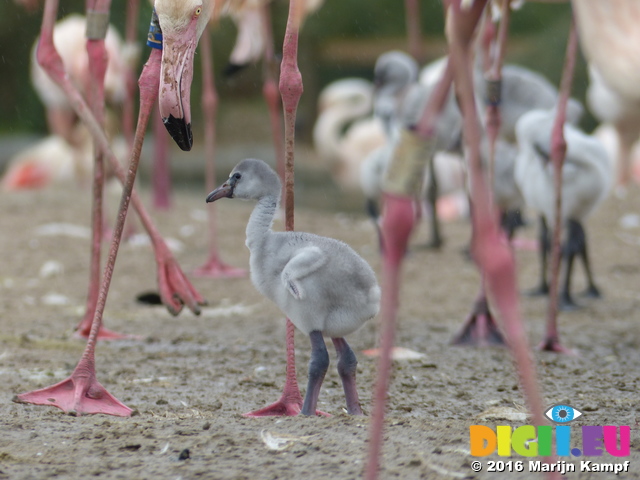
[75,0,135,341]
[16,34,179,417]
[13,0,176,416]
[27,8,204,319]
[404,0,423,62]
[260,3,286,197]
[367,49,458,479]
[121,0,140,148]
[614,122,637,188]
[367,1,553,477]
[32,3,204,321]
[445,2,558,478]
[244,0,326,418]
[451,0,511,347]
[484,0,510,191]
[366,194,415,478]
[539,18,578,354]
[192,25,246,279]
[244,321,305,417]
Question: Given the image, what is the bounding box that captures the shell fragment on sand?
[476,405,529,422]
[362,346,426,360]
[34,223,91,239]
[260,430,316,451]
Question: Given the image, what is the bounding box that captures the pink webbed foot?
[73,323,140,341]
[537,336,577,355]
[243,398,303,417]
[451,296,505,347]
[243,392,329,418]
[73,310,142,341]
[14,372,132,417]
[154,241,206,315]
[192,257,246,279]
[244,401,330,417]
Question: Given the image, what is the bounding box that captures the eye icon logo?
[545,404,583,423]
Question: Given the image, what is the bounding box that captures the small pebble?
[39,260,64,278]
[41,293,70,306]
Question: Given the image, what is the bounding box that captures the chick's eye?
[544,404,582,424]
[233,173,242,180]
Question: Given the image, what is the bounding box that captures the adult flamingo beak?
[158,25,198,151]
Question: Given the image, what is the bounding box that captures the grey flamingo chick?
[206,159,381,415]
[367,51,463,250]
[475,64,584,143]
[372,50,419,136]
[515,109,612,310]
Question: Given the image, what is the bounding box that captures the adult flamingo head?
[154,0,213,151]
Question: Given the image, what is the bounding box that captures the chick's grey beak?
[206,183,234,203]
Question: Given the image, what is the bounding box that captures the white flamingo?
[30,14,132,143]
[514,108,612,309]
[573,0,640,189]
[312,78,385,189]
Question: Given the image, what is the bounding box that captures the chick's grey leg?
[332,337,364,415]
[301,330,329,416]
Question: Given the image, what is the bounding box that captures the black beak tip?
[163,115,193,151]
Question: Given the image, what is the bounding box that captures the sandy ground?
[1,156,640,480]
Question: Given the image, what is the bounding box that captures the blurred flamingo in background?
[1,121,128,191]
[3,14,133,192]
[313,78,385,190]
[30,14,133,144]
[592,122,640,188]
[514,108,612,311]
[573,0,640,190]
